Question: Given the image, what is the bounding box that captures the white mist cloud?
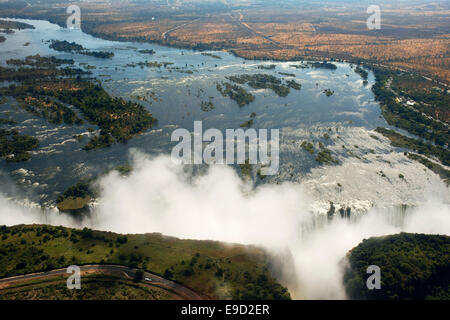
[0,195,73,227]
[92,152,312,246]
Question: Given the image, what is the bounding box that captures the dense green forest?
[344,233,450,300]
[202,52,221,59]
[138,49,156,55]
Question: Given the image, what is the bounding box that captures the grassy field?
[0,225,290,300]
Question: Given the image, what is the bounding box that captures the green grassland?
[56,196,91,214]
[301,141,315,154]
[0,225,290,300]
[344,233,450,300]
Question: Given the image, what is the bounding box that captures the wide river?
[0,19,444,214]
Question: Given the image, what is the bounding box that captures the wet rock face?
[327,201,335,220]
[339,207,351,219]
[327,202,352,220]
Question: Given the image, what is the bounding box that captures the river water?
[0,19,445,215]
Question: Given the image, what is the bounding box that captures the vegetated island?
[279,72,296,77]
[344,233,450,300]
[301,140,339,165]
[257,64,276,70]
[137,49,156,55]
[0,225,291,300]
[0,19,35,32]
[201,52,222,59]
[216,82,255,107]
[226,73,301,98]
[56,164,132,214]
[227,74,289,97]
[307,61,337,70]
[354,66,369,80]
[0,20,34,44]
[0,55,156,153]
[49,40,114,59]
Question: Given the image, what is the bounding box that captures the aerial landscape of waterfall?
[0,0,448,308]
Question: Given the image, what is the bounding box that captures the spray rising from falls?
[0,152,449,299]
